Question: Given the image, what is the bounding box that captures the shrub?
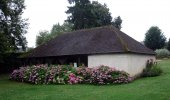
[142,59,162,77]
[29,65,48,84]
[68,73,83,84]
[155,49,170,58]
[76,67,92,83]
[90,65,132,85]
[10,67,27,82]
[111,71,132,84]
[45,65,65,84]
[90,66,113,85]
[10,65,132,85]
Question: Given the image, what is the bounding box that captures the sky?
[23,0,170,47]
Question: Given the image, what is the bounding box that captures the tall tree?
[167,38,170,51]
[66,0,112,30]
[144,26,166,50]
[0,0,28,53]
[112,16,122,30]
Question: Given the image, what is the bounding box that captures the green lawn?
[0,59,170,100]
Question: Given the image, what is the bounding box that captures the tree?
[167,38,170,51]
[36,22,72,47]
[112,16,122,30]
[50,22,72,38]
[0,0,28,53]
[36,31,50,47]
[144,26,166,50]
[66,0,112,30]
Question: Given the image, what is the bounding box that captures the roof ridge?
[64,25,112,34]
[109,26,130,52]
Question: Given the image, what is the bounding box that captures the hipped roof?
[28,26,155,57]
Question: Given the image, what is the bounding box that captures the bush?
[68,73,83,84]
[45,65,76,84]
[89,65,132,85]
[10,65,132,85]
[90,66,114,85]
[142,59,162,77]
[76,67,92,83]
[155,49,170,58]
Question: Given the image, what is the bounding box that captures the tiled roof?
[28,26,155,57]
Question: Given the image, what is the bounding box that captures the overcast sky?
[23,0,170,47]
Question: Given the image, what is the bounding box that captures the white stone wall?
[88,54,155,77]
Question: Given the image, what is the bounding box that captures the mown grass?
[0,59,170,100]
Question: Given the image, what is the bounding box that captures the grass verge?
[0,59,170,100]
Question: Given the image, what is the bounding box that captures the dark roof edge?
[24,51,155,58]
[88,51,156,56]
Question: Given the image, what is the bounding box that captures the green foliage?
[167,38,170,51]
[110,70,129,79]
[66,0,112,30]
[0,32,9,54]
[50,22,73,38]
[35,22,72,47]
[144,26,166,50]
[142,60,162,77]
[112,16,122,30]
[155,49,170,58]
[75,67,92,83]
[0,0,28,52]
[26,47,34,52]
[36,30,50,46]
[0,52,23,73]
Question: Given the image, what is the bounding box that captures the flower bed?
[10,65,132,85]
